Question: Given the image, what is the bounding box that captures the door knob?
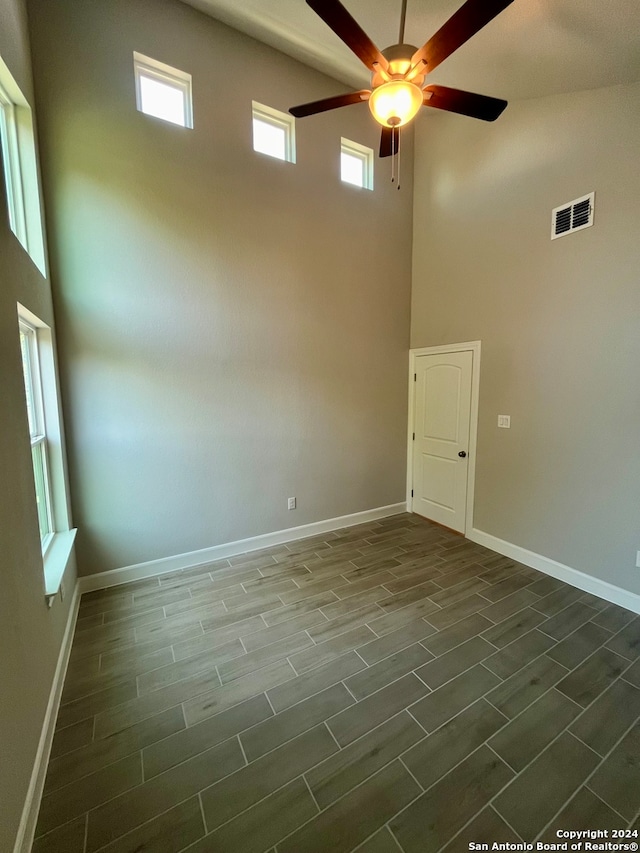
[458,451,467,458]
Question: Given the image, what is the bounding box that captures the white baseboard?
[13,582,80,853]
[79,502,408,593]
[468,528,640,615]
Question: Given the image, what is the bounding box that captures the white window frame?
[133,52,193,128]
[17,305,76,602]
[0,56,47,275]
[252,101,296,164]
[340,137,374,191]
[19,316,54,552]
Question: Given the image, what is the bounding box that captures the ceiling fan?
[290,0,515,157]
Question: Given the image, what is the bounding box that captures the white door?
[412,350,473,533]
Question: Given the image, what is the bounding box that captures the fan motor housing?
[382,43,419,62]
[372,43,425,88]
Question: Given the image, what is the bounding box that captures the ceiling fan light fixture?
[368,80,423,128]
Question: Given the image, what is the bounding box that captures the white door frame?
[407,341,481,537]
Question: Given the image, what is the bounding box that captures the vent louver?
[552,192,595,240]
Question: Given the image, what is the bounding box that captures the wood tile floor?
[33,514,640,853]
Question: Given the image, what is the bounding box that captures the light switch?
[498,415,511,428]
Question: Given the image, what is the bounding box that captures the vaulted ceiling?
[180,0,640,101]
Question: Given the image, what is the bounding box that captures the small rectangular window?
[252,102,296,163]
[134,52,193,128]
[341,138,373,190]
[0,56,47,275]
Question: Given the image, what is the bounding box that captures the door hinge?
[411,489,414,497]
[414,373,417,381]
[412,433,415,441]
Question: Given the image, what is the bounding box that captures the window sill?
[44,529,77,606]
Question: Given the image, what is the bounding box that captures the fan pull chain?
[389,127,402,190]
[391,128,396,184]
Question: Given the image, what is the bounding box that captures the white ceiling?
[180,0,640,102]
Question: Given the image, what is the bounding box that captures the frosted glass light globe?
[368,80,423,127]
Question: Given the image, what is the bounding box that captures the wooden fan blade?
[306,0,388,72]
[424,85,507,121]
[379,127,399,158]
[289,90,370,118]
[412,0,514,73]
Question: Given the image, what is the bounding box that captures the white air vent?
[551,192,595,240]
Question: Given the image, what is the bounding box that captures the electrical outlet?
[287,497,296,510]
[497,415,511,429]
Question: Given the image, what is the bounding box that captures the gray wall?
[411,81,640,596]
[0,0,77,848]
[27,0,414,576]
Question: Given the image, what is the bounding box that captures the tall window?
[0,80,27,242]
[17,306,75,602]
[0,56,46,274]
[19,317,54,550]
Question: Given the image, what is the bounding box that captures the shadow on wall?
[43,67,411,575]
